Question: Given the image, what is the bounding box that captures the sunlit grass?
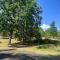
[0,39,18,47]
[16,45,60,55]
[0,38,60,56]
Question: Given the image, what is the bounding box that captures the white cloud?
[40,24,50,31]
[57,28,60,31]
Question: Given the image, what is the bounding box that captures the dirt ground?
[0,39,60,60]
[0,47,60,60]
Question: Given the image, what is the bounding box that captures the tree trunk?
[9,35,12,45]
[8,31,13,45]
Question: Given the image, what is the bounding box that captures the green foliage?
[44,21,58,39]
[39,28,45,37]
[13,0,42,41]
[45,28,51,38]
[0,0,42,44]
[50,21,58,38]
[57,30,60,39]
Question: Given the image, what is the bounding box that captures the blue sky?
[37,0,60,29]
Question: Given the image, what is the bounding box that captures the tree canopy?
[0,0,42,45]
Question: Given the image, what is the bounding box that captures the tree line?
[0,0,59,46]
[40,21,60,39]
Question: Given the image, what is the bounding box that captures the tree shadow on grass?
[0,41,2,43]
[0,53,60,60]
[11,39,60,48]
[39,39,60,45]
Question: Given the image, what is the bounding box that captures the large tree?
[0,0,42,44]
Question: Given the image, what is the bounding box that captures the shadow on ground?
[11,39,60,48]
[0,53,60,60]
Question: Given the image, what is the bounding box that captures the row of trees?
[0,0,42,45]
[0,0,59,46]
[40,21,60,39]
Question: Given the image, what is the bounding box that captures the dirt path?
[0,47,60,60]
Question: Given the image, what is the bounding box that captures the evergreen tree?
[50,21,57,38]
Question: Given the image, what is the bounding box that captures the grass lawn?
[0,38,60,56]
